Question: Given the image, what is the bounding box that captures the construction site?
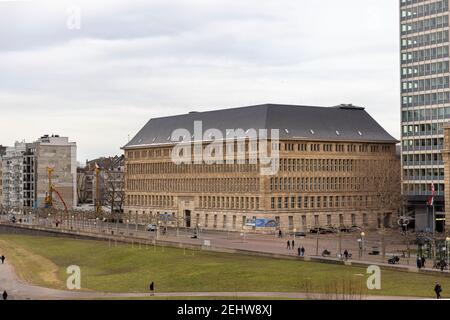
[0,135,77,214]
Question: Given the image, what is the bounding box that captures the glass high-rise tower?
[400,0,449,231]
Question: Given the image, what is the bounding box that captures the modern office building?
[0,135,77,212]
[123,104,399,232]
[400,0,450,231]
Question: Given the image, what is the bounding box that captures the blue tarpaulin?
[252,218,278,228]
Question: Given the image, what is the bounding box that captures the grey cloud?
[0,0,400,161]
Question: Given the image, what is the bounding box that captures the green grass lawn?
[0,234,448,298]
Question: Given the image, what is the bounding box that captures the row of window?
[126,178,260,193]
[126,194,174,207]
[277,158,392,173]
[402,137,443,148]
[401,45,449,63]
[403,153,442,163]
[403,168,445,178]
[402,108,450,122]
[127,162,259,175]
[199,196,260,210]
[401,60,449,79]
[402,91,450,107]
[269,176,377,193]
[402,123,443,136]
[401,14,449,35]
[270,195,374,210]
[401,0,449,21]
[282,143,391,154]
[403,183,444,193]
[401,30,449,50]
[401,76,450,93]
[401,0,434,7]
[127,142,278,160]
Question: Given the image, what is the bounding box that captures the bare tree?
[76,171,89,204]
[361,158,402,229]
[102,170,125,213]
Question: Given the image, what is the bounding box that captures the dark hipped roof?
[124,104,397,149]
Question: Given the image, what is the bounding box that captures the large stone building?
[123,104,399,232]
[0,135,77,212]
[400,0,450,231]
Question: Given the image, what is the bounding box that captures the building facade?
[0,135,77,212]
[77,155,125,213]
[400,0,450,231]
[123,104,399,232]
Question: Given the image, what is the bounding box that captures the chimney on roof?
[335,104,365,110]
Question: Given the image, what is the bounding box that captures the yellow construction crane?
[45,167,68,213]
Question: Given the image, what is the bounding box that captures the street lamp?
[446,237,450,270]
[358,231,365,259]
[156,221,161,241]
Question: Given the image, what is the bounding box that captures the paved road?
[0,260,429,300]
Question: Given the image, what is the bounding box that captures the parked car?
[388,256,400,264]
[309,227,332,234]
[146,224,157,232]
[289,231,306,237]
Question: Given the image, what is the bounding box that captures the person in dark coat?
[344,250,349,260]
[421,256,426,268]
[300,247,305,257]
[286,241,291,250]
[417,256,422,269]
[291,240,295,249]
[278,230,282,238]
[2,291,7,300]
[298,247,301,256]
[149,282,155,296]
[1,255,5,264]
[440,260,446,272]
[435,283,442,299]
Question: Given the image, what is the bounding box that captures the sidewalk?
[2,221,449,276]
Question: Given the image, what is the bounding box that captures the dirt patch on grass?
[0,238,64,289]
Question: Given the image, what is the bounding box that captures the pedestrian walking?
[1,255,5,264]
[421,256,426,268]
[291,240,295,250]
[298,247,301,256]
[300,246,305,257]
[286,240,291,250]
[278,230,282,238]
[2,291,7,300]
[417,256,422,269]
[344,250,349,260]
[435,283,442,299]
[149,282,155,296]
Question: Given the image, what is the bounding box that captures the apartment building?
[0,135,77,212]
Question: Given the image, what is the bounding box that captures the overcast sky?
[0,0,400,162]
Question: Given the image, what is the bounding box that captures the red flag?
[427,183,435,206]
